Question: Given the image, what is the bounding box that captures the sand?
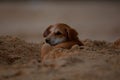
[0,36,120,80]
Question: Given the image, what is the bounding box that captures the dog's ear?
[66,28,78,40]
[43,25,52,37]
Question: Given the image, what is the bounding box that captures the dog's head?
[43,23,78,46]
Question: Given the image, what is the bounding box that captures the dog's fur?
[41,23,83,61]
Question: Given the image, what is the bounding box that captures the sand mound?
[0,36,120,80]
[0,36,41,65]
[114,38,120,48]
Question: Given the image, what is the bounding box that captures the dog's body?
[41,23,83,61]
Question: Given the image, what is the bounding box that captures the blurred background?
[0,0,120,43]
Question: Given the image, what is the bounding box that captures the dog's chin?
[48,41,66,46]
[48,42,60,46]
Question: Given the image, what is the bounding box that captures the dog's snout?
[45,39,50,43]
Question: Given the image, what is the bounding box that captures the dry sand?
[0,36,120,80]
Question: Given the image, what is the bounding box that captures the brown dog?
[41,23,83,61]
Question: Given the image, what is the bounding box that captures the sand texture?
[0,36,120,80]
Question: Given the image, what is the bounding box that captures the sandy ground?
[0,1,120,80]
[0,35,120,80]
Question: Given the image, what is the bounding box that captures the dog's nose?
[45,39,50,43]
